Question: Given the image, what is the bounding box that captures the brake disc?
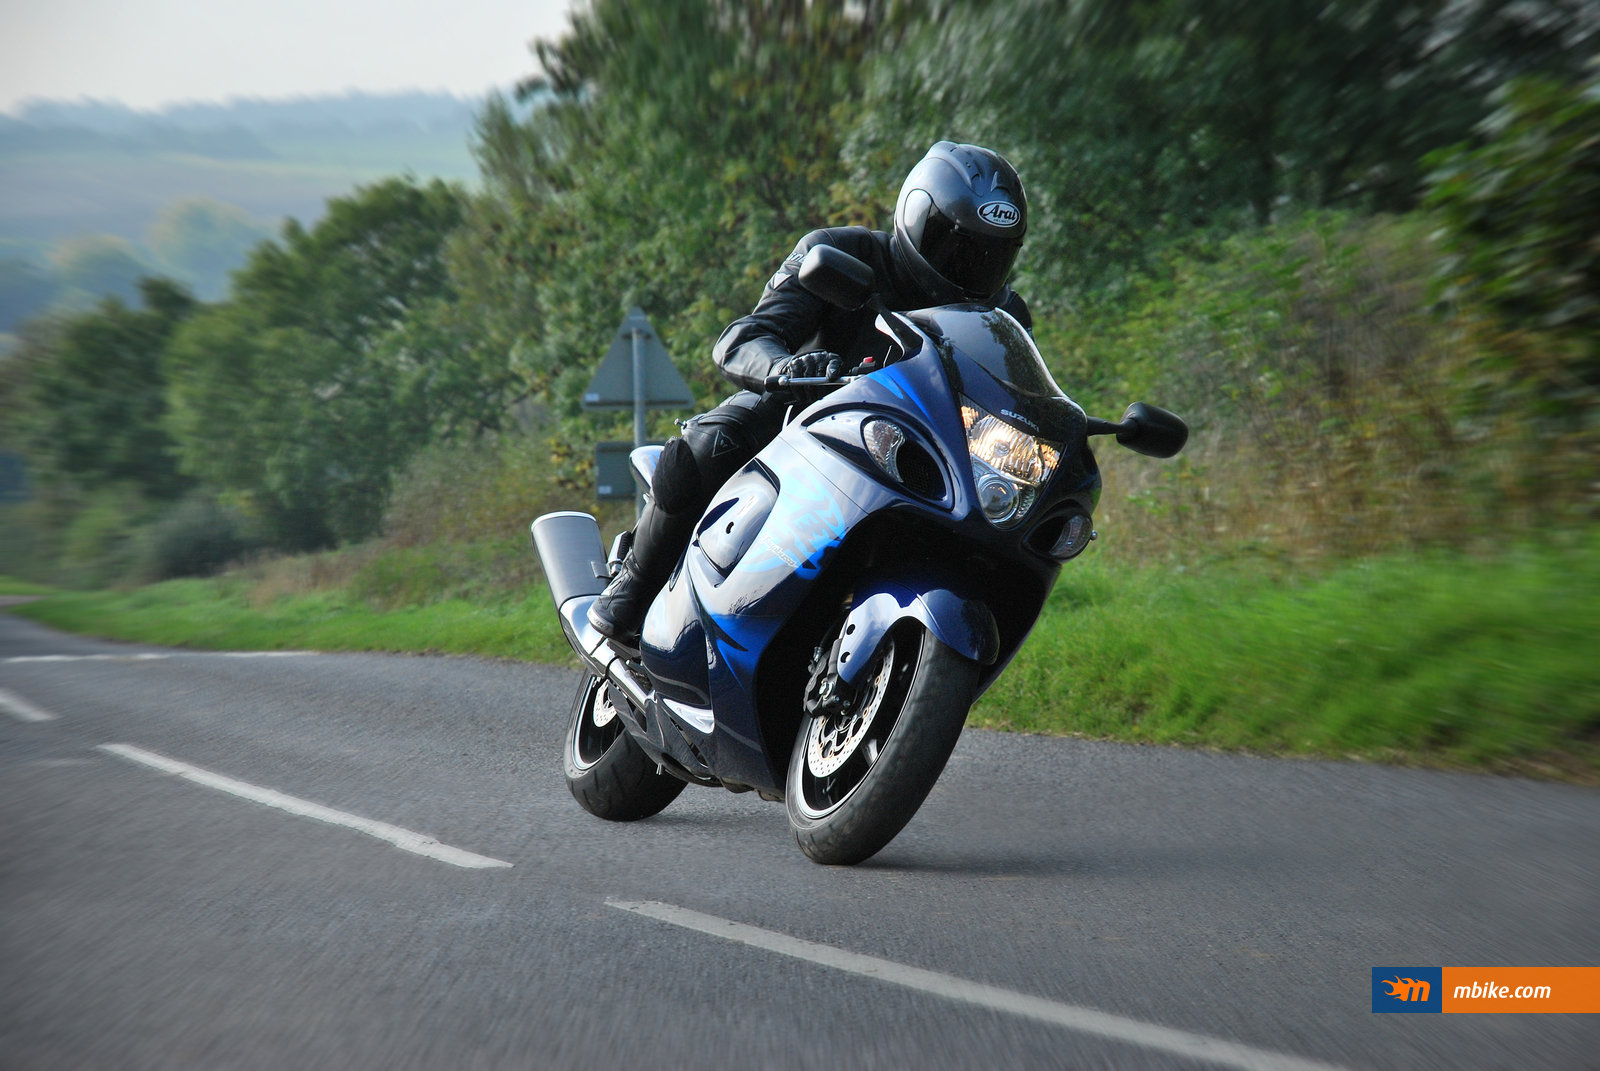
[806,638,895,777]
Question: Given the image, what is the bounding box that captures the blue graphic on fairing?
[732,461,849,577]
[701,445,856,774]
[873,364,936,426]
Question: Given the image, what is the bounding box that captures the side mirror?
[1116,402,1188,458]
[797,245,875,310]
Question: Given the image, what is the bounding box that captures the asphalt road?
[2,611,1597,1069]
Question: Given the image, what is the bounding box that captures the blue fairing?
[635,305,1101,793]
[640,433,868,788]
[835,572,999,688]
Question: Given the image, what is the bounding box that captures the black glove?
[774,351,842,405]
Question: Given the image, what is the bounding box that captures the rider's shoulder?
[789,226,886,261]
[774,228,889,287]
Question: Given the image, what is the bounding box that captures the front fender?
[835,567,999,687]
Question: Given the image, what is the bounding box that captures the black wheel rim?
[794,627,919,819]
[571,677,624,771]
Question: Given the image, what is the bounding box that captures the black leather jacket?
[713,227,1032,394]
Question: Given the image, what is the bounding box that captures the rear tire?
[786,622,979,865]
[563,675,684,821]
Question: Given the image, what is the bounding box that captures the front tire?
[786,622,979,865]
[563,675,684,820]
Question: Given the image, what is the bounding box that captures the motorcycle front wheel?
[563,675,684,821]
[786,621,979,865]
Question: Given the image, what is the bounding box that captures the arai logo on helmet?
[977,200,1021,228]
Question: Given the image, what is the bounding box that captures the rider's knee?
[651,437,703,515]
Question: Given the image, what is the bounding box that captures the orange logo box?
[1441,968,1600,1013]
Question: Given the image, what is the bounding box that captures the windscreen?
[907,306,1086,445]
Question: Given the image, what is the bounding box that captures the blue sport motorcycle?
[532,246,1187,865]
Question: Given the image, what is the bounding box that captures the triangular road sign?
[582,307,695,410]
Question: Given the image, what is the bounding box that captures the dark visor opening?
[920,213,1020,297]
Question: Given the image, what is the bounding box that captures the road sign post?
[632,326,647,449]
[583,308,694,515]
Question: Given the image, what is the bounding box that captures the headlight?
[961,398,1061,528]
[861,418,906,483]
[807,412,947,499]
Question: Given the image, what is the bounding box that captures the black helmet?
[893,141,1027,303]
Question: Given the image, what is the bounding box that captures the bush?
[1425,72,1600,368]
[1043,214,1494,566]
[1423,72,1600,515]
[140,495,261,580]
[58,485,147,588]
[382,428,635,550]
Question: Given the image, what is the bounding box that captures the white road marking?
[6,653,169,663]
[0,687,56,722]
[99,743,512,870]
[217,651,314,658]
[608,900,1350,1071]
[5,651,313,664]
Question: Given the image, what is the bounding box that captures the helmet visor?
[918,209,1021,298]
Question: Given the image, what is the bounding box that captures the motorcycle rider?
[589,141,1032,647]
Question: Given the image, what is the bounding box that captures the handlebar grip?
[765,375,854,393]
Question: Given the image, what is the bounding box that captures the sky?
[0,0,578,115]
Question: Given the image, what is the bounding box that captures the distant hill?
[0,90,493,330]
[11,92,485,136]
[0,90,484,255]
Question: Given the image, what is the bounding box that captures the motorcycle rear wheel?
[563,675,684,821]
[786,621,979,865]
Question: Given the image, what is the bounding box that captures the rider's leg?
[588,391,787,644]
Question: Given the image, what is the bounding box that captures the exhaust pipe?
[530,511,656,725]
[531,511,614,662]
[531,511,610,608]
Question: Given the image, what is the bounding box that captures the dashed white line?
[0,687,56,722]
[608,899,1350,1071]
[5,651,313,664]
[5,653,168,663]
[99,743,512,870]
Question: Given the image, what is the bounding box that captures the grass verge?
[973,535,1600,779]
[11,578,572,665]
[0,576,57,596]
[9,538,1596,779]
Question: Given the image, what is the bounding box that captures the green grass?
[972,535,1600,778]
[0,576,56,596]
[9,539,1597,779]
[12,579,572,665]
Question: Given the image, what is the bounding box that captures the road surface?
[3,612,1596,1068]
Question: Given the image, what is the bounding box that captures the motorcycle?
[531,245,1187,865]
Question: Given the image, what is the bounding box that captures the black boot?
[587,497,697,648]
[588,552,653,647]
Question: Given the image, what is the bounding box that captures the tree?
[1426,71,1600,355]
[22,277,195,499]
[1425,69,1600,442]
[164,178,468,548]
[853,0,1600,304]
[452,0,914,430]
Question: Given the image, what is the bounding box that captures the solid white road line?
[99,743,512,870]
[608,899,1351,1071]
[0,687,56,722]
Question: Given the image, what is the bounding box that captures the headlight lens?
[861,418,906,483]
[961,398,1061,527]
